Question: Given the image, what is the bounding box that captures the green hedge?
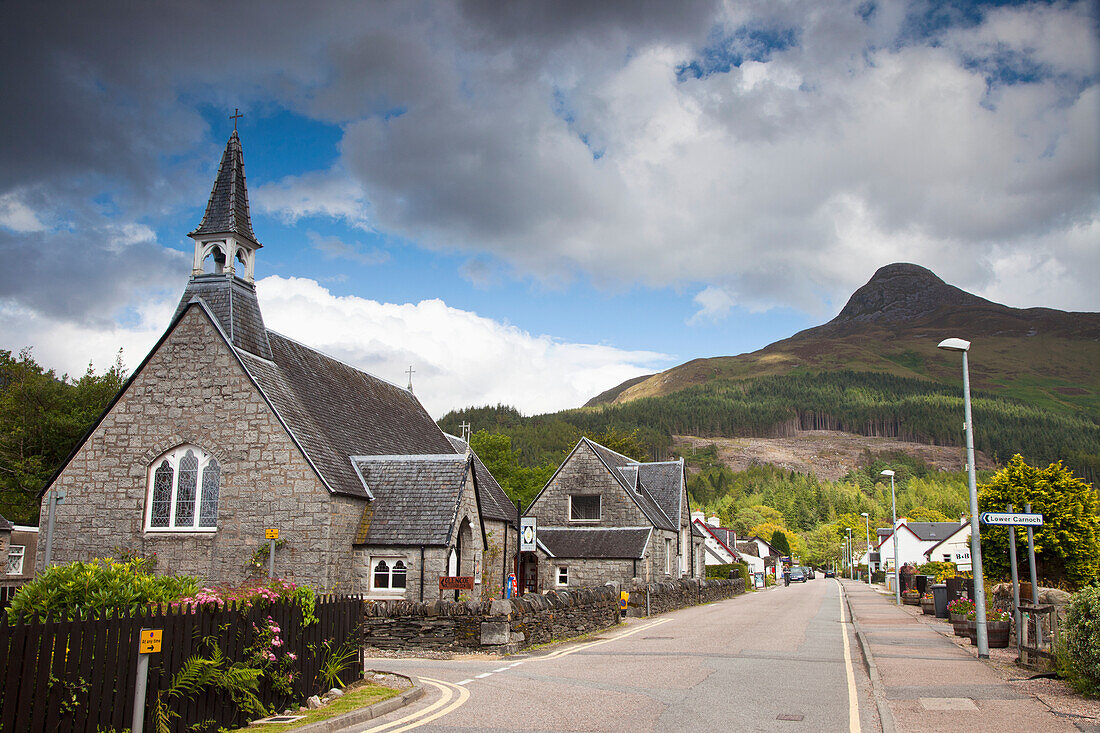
[705,562,750,586]
[1061,585,1100,697]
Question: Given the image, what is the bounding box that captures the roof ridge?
[352,454,465,462]
[265,329,411,393]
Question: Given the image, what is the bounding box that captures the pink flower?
[287,653,297,661]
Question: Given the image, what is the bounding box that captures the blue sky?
[1,1,1096,416]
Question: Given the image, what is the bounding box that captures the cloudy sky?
[1,0,1096,417]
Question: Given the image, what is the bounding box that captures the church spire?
[188,127,261,282]
[174,124,272,360]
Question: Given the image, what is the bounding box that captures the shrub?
[705,562,750,586]
[1061,585,1100,697]
[916,561,956,582]
[174,578,318,626]
[6,558,199,623]
[947,598,974,616]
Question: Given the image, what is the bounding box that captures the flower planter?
[950,612,968,636]
[967,619,976,644]
[920,598,936,615]
[987,620,1011,648]
[902,593,920,606]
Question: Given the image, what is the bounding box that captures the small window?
[569,495,600,522]
[371,557,408,594]
[942,554,951,563]
[665,538,672,574]
[556,566,569,586]
[6,545,24,575]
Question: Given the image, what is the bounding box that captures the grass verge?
[221,680,400,732]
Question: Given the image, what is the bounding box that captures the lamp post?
[881,469,899,605]
[846,528,853,579]
[861,512,870,585]
[938,337,989,659]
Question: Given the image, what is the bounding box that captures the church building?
[36,129,515,600]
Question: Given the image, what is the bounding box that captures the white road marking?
[456,679,472,685]
[474,672,492,678]
[357,677,468,733]
[493,666,509,672]
[837,582,862,733]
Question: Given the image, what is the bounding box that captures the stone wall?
[529,443,650,527]
[361,586,620,651]
[361,578,745,651]
[624,578,744,617]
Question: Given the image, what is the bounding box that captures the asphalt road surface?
[348,578,879,732]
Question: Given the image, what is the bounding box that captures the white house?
[875,519,968,569]
[923,522,972,565]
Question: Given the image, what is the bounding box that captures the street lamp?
[938,337,989,659]
[859,511,870,580]
[846,528,853,579]
[881,469,899,605]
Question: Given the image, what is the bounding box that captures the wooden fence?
[0,595,363,732]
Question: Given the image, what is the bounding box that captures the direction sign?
[980,512,1043,527]
[265,528,279,539]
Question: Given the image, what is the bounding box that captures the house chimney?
[691,510,705,523]
[707,515,720,527]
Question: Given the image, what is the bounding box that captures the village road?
[350,578,879,733]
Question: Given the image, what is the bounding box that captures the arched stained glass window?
[151,461,174,528]
[146,445,221,531]
[199,458,220,528]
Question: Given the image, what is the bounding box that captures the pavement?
[841,579,1083,733]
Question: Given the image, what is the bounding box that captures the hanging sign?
[953,550,972,572]
[980,512,1043,527]
[520,517,537,552]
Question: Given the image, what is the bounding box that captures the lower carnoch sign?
[980,512,1043,526]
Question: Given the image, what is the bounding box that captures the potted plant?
[920,592,936,615]
[902,589,921,606]
[983,609,1012,648]
[948,598,974,636]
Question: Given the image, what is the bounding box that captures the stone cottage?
[521,437,705,591]
[36,129,513,600]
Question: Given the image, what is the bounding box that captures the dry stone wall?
[361,578,745,651]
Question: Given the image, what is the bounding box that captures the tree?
[586,427,649,462]
[469,430,555,509]
[770,529,791,556]
[906,506,951,523]
[977,454,1100,589]
[0,349,125,524]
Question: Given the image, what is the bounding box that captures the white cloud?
[306,231,389,265]
[253,170,371,229]
[0,191,47,233]
[688,286,735,324]
[255,276,669,416]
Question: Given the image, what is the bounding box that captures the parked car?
[789,567,807,583]
[804,567,816,580]
[824,569,836,578]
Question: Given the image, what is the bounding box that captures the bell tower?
[188,128,261,282]
[173,124,272,360]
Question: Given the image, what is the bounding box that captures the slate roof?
[0,514,13,532]
[638,461,685,526]
[537,527,652,559]
[695,520,739,559]
[236,331,455,499]
[905,522,965,542]
[585,439,675,531]
[352,455,470,545]
[190,130,260,246]
[174,276,273,359]
[445,434,516,524]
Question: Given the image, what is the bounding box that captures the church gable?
[41,303,338,583]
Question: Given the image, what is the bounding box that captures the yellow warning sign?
[619,591,629,611]
[265,528,279,540]
[139,629,162,654]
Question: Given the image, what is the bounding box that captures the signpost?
[132,628,163,733]
[519,517,537,552]
[439,576,475,591]
[265,528,279,578]
[979,512,1043,527]
[619,591,629,615]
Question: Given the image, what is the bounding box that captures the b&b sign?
[980,512,1043,527]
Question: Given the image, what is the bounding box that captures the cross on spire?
[406,365,415,392]
[460,421,471,443]
[230,108,243,131]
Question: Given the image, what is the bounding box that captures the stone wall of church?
[527,442,650,527]
[36,307,355,589]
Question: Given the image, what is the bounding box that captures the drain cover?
[254,715,307,724]
[777,714,805,721]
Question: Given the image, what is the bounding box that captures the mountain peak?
[828,262,989,327]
